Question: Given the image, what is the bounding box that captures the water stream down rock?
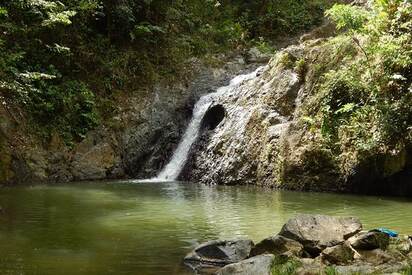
[154,67,265,181]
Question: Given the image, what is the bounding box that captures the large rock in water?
[216,254,275,275]
[279,215,362,255]
[250,235,303,257]
[183,239,254,272]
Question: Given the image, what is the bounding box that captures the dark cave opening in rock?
[347,150,412,197]
[201,104,226,131]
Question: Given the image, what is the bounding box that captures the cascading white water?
[153,67,264,181]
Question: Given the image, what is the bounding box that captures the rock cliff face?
[182,41,338,188]
[2,0,410,194]
[0,56,255,184]
[182,32,411,195]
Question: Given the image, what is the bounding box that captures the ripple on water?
[0,182,412,275]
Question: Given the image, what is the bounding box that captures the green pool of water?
[0,181,411,274]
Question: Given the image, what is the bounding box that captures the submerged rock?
[183,239,254,272]
[279,215,362,255]
[216,254,275,275]
[250,235,303,257]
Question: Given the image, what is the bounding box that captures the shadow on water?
[0,180,412,274]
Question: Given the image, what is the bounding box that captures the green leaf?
[27,0,59,10]
[301,116,315,125]
[335,103,356,115]
[0,7,8,18]
[42,10,77,27]
[19,72,57,81]
[326,4,370,32]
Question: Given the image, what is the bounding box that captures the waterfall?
[153,67,264,181]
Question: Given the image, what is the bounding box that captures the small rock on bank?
[216,254,275,275]
[249,235,303,257]
[321,243,354,264]
[183,239,254,272]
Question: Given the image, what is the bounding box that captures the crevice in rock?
[201,104,226,131]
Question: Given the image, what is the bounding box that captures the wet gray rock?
[13,149,48,184]
[183,239,254,271]
[350,231,390,250]
[321,243,354,264]
[216,254,275,275]
[71,131,121,181]
[250,235,303,257]
[183,49,300,185]
[121,58,258,180]
[279,215,362,255]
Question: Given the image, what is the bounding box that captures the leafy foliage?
[324,266,339,275]
[326,4,370,31]
[27,80,99,142]
[0,0,98,143]
[0,0,333,144]
[271,256,302,275]
[309,0,412,173]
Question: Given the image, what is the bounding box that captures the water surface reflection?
[0,181,411,274]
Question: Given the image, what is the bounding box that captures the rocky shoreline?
[183,215,412,274]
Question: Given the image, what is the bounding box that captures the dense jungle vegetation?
[0,0,331,143]
[1,0,411,190]
[299,0,412,184]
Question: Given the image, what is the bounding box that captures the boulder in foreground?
[279,214,362,255]
[249,235,303,257]
[216,254,275,275]
[183,215,411,275]
[183,239,254,272]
